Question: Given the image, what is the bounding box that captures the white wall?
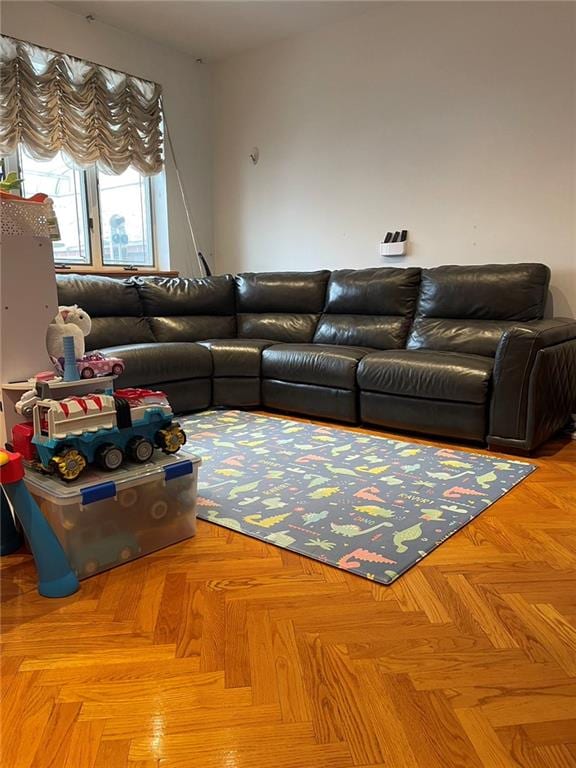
[213,2,576,317]
[1,0,213,276]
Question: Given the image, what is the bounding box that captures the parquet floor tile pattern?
[1,419,576,767]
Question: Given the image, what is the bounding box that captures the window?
[98,167,154,267]
[19,147,91,265]
[5,146,163,271]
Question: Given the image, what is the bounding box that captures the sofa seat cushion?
[357,349,493,404]
[262,344,372,389]
[198,339,276,378]
[101,342,212,387]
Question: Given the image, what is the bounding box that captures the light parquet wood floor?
[2,419,576,768]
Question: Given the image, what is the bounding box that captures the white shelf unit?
[0,196,59,445]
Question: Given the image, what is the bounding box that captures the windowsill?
[55,268,178,277]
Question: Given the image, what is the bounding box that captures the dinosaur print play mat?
[181,410,535,585]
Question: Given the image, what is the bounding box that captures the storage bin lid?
[24,452,201,507]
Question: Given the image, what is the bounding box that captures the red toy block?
[12,422,36,462]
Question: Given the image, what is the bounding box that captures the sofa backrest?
[57,264,551,358]
[136,276,236,342]
[407,263,550,356]
[313,267,421,349]
[56,274,155,351]
[235,271,330,343]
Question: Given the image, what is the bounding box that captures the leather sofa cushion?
[236,271,329,344]
[198,338,276,377]
[137,275,236,315]
[86,317,155,351]
[414,263,550,321]
[136,276,236,342]
[57,275,154,351]
[238,313,319,343]
[357,349,493,404]
[262,343,372,389]
[323,267,421,315]
[100,342,212,387]
[407,318,518,357]
[313,267,420,349]
[236,271,329,313]
[149,316,236,343]
[57,274,142,317]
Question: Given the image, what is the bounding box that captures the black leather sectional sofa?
[56,263,576,452]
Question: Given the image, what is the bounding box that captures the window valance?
[0,35,163,175]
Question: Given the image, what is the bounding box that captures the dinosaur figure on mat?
[338,548,397,570]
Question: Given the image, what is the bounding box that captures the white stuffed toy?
[46,305,92,360]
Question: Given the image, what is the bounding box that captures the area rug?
[181,410,535,585]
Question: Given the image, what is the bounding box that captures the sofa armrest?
[488,318,576,451]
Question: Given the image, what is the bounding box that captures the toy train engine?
[13,388,186,481]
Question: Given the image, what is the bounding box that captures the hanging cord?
[162,101,208,276]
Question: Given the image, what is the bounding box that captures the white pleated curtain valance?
[0,35,163,175]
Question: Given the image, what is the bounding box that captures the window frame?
[4,147,159,273]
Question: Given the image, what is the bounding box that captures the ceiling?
[52,1,376,62]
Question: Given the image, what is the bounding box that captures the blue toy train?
[12,387,186,482]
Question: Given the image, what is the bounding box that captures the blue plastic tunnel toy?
[1,449,79,598]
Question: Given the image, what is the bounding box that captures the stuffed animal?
[46,305,92,360]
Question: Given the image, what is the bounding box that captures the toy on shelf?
[11,383,187,482]
[51,350,126,380]
[47,310,124,380]
[62,335,80,382]
[0,448,79,597]
[46,305,92,361]
[14,368,67,421]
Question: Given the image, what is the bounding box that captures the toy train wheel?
[80,366,95,379]
[127,436,154,463]
[50,447,87,482]
[95,444,124,471]
[156,424,187,454]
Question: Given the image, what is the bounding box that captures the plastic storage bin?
[24,453,201,579]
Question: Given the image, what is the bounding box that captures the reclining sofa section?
[56,263,576,453]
